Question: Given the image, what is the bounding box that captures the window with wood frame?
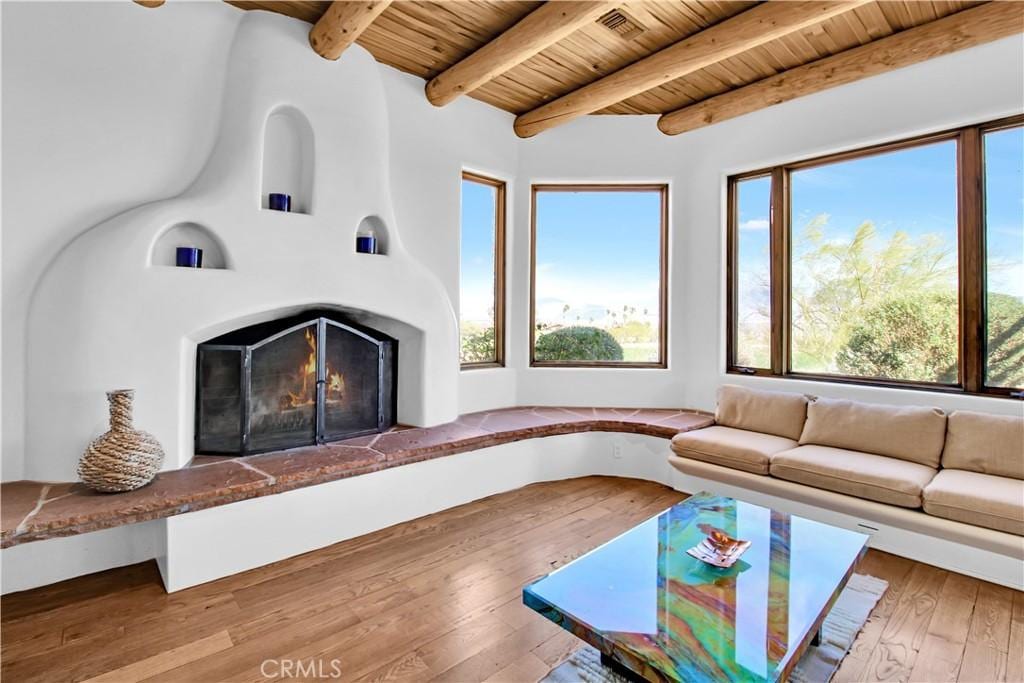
[530,184,668,367]
[460,172,505,368]
[727,114,1024,397]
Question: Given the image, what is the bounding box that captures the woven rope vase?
[78,389,165,493]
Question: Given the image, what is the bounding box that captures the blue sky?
[533,190,662,327]
[737,130,1024,306]
[461,128,1023,327]
[460,178,497,325]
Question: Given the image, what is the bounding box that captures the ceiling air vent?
[597,8,646,41]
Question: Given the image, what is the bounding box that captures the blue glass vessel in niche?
[268,193,291,212]
[356,233,378,254]
[175,246,203,268]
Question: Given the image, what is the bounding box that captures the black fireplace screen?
[196,312,396,455]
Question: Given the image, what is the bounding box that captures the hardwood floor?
[1,476,1020,683]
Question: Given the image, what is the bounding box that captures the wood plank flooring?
[1,476,1019,682]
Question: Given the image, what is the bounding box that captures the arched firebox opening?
[196,310,397,455]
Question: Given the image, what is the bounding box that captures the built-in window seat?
[1,407,712,548]
[667,385,1024,589]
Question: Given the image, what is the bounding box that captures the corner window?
[727,114,1024,397]
[460,172,505,367]
[530,185,668,367]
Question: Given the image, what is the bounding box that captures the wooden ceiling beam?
[425,1,617,107]
[309,0,393,61]
[657,2,1024,136]
[513,1,870,138]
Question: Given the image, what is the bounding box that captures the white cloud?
[740,218,769,231]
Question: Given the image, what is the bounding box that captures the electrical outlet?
[612,443,623,459]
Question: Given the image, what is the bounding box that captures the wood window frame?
[726,113,1024,398]
[529,183,669,369]
[460,171,506,370]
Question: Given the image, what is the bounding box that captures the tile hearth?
[1,407,712,548]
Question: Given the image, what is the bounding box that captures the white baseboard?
[671,470,1024,591]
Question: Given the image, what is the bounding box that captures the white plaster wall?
[2,0,241,480]
[379,68,521,413]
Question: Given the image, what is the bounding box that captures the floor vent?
[597,8,646,41]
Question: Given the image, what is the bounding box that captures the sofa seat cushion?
[770,445,937,508]
[670,426,797,475]
[923,469,1024,536]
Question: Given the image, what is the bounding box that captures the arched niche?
[355,215,390,256]
[260,106,314,215]
[150,222,230,269]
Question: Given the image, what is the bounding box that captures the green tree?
[460,325,495,363]
[535,326,623,362]
[791,217,956,374]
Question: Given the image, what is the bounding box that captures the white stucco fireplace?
[24,12,459,480]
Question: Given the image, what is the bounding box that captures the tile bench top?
[1,406,713,548]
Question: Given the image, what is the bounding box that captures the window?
[460,172,505,367]
[983,124,1024,389]
[790,141,959,383]
[530,185,667,367]
[729,175,772,370]
[727,114,1024,397]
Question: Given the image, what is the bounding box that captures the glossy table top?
[523,492,869,682]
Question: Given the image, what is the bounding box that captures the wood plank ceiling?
[220,1,1016,136]
[226,1,983,111]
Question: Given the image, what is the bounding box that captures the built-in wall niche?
[261,106,314,215]
[355,215,390,256]
[150,222,230,269]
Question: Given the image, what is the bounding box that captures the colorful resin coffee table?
[523,491,869,682]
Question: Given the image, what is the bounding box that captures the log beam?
[513,1,869,138]
[426,1,617,107]
[309,0,392,61]
[658,2,1024,136]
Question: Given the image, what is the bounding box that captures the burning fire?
[283,328,346,409]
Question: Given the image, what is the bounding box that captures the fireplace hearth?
[195,311,397,455]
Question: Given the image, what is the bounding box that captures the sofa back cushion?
[941,410,1024,480]
[715,384,808,441]
[798,397,946,468]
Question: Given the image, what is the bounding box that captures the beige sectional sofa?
[669,385,1024,554]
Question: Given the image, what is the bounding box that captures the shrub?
[535,326,623,362]
[837,290,1024,386]
[985,292,1024,387]
[837,292,958,383]
[460,326,495,364]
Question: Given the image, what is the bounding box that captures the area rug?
[541,573,888,683]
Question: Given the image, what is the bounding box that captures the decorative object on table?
[540,574,888,683]
[175,246,203,268]
[355,228,378,254]
[268,192,291,212]
[77,389,165,493]
[686,527,751,568]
